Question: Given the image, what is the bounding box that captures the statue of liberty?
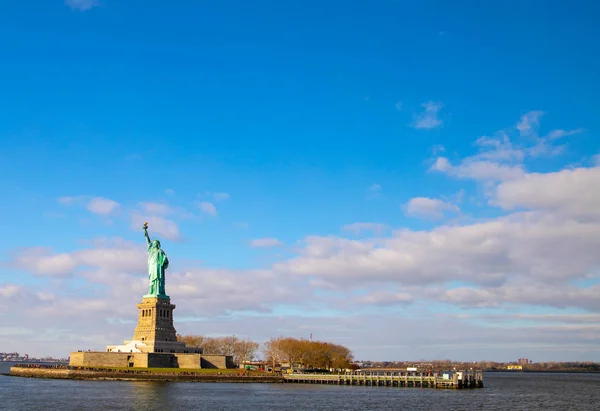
[143,222,169,297]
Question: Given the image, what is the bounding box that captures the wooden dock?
[283,370,483,389]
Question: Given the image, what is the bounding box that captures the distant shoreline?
[1,360,67,364]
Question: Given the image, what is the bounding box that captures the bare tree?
[234,339,259,365]
[177,334,206,348]
[177,334,260,366]
[262,337,353,371]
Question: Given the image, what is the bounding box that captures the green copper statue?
[143,222,169,298]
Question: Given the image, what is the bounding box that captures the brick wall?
[69,352,130,367]
[201,355,234,369]
[174,353,202,368]
[133,354,148,368]
[147,353,176,367]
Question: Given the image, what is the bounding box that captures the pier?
[284,370,483,389]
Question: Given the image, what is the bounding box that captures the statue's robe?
[147,244,169,296]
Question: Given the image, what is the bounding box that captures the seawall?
[9,367,284,383]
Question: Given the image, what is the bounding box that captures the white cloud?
[473,134,524,162]
[430,112,584,185]
[167,267,306,316]
[0,284,22,298]
[511,313,600,323]
[11,242,146,278]
[493,167,600,217]
[412,101,443,130]
[275,206,600,301]
[13,249,77,277]
[250,238,283,248]
[442,284,600,311]
[135,201,193,221]
[430,131,527,182]
[131,213,181,241]
[342,223,388,235]
[516,114,583,158]
[198,201,217,216]
[165,188,175,195]
[395,101,403,111]
[57,197,187,240]
[404,197,460,220]
[65,0,98,11]
[354,291,412,306]
[445,189,465,205]
[369,183,381,192]
[58,195,121,215]
[139,202,172,216]
[443,287,499,308]
[457,160,525,181]
[546,128,585,140]
[526,141,566,158]
[593,154,600,167]
[430,157,525,182]
[516,110,544,137]
[213,192,230,201]
[430,157,452,172]
[0,327,34,336]
[87,197,120,215]
[57,196,84,206]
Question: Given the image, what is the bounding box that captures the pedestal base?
[131,296,189,353]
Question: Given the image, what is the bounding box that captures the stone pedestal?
[132,296,188,353]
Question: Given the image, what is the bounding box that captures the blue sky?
[1,0,600,361]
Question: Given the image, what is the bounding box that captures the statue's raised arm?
[143,222,151,247]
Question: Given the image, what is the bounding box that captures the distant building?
[507,365,523,370]
[517,358,529,365]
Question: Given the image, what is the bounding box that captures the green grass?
[78,366,272,375]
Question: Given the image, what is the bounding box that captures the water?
[2,362,600,410]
